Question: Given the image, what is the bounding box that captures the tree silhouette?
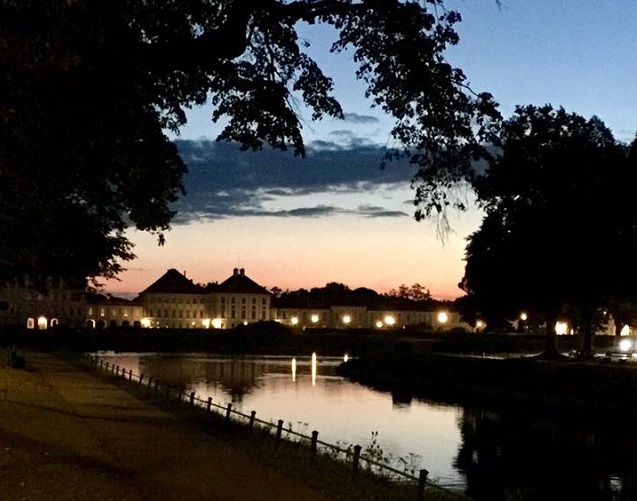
[0,0,500,290]
[461,105,637,358]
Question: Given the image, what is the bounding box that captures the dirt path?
[0,352,339,501]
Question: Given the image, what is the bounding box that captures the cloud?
[343,113,380,124]
[171,139,415,223]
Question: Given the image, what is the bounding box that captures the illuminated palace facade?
[0,268,463,331]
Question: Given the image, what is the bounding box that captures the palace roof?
[137,269,202,295]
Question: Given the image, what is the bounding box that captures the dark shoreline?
[4,325,633,413]
[336,350,637,415]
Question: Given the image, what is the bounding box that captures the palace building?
[0,268,464,331]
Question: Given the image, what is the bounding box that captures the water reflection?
[311,352,316,386]
[95,352,637,500]
[455,407,637,501]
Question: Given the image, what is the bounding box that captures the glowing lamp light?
[437,312,449,324]
[343,354,349,362]
[342,314,351,325]
[619,338,633,352]
[376,321,383,328]
[211,318,223,329]
[476,320,485,330]
[555,321,568,335]
[384,315,396,326]
[311,314,319,324]
[291,316,299,326]
[620,325,631,336]
[140,318,151,328]
[520,312,528,321]
[37,316,48,330]
[202,318,211,329]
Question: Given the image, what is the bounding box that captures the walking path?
[0,352,338,501]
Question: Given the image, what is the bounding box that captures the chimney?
[233,268,239,275]
[240,268,245,275]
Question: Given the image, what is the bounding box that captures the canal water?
[95,351,637,501]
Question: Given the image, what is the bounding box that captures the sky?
[102,0,637,300]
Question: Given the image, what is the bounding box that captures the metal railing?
[84,354,461,501]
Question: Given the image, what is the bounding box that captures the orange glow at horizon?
[103,211,481,301]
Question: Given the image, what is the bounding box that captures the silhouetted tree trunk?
[578,303,595,359]
[539,304,564,360]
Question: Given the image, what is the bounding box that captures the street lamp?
[437,311,449,324]
[555,321,568,335]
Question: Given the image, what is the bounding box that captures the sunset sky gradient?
[103,1,637,300]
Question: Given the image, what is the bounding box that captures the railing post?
[128,369,133,380]
[139,374,144,385]
[177,389,183,403]
[99,360,103,370]
[190,391,196,406]
[115,365,119,375]
[352,444,362,475]
[276,419,284,439]
[417,469,429,501]
[310,430,319,459]
[105,362,109,372]
[249,410,256,429]
[207,397,212,413]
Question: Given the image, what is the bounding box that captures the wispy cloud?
[343,112,380,124]
[172,140,415,223]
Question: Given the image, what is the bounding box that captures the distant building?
[0,268,464,331]
[203,267,271,329]
[85,294,144,330]
[0,276,87,329]
[136,267,271,329]
[270,297,462,331]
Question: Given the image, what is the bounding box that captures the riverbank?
[0,350,466,501]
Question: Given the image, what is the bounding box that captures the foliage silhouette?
[0,0,499,290]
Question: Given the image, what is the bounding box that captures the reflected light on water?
[96,352,465,489]
[311,352,317,386]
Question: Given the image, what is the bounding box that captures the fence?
[84,354,460,501]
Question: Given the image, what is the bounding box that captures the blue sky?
[103,1,637,299]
